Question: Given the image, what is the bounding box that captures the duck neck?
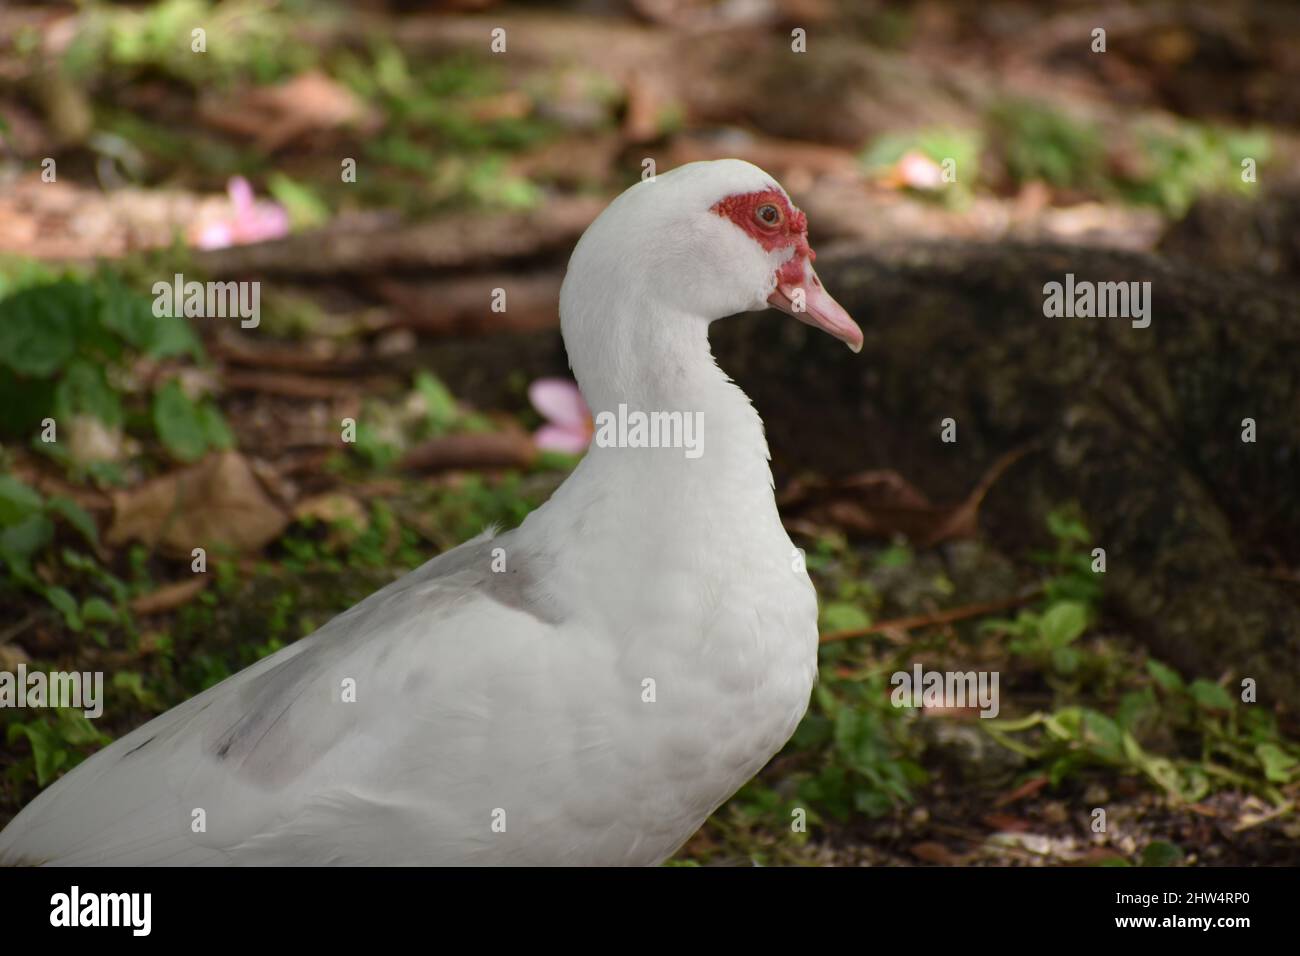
[551,306,780,545]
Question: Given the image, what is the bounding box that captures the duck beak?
[767,264,863,353]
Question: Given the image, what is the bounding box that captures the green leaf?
[153,380,225,461]
[112,671,162,710]
[1146,659,1184,693]
[81,596,118,625]
[6,720,69,786]
[1116,688,1156,731]
[55,709,110,747]
[1256,743,1298,784]
[1081,709,1123,761]
[43,585,83,631]
[1046,508,1090,545]
[197,401,234,450]
[0,474,44,525]
[99,277,198,358]
[0,282,84,376]
[0,513,54,567]
[7,711,110,786]
[266,172,330,229]
[820,601,872,633]
[1039,600,1087,647]
[1189,679,1234,712]
[1050,645,1080,675]
[147,314,201,359]
[415,371,459,431]
[53,359,123,427]
[45,496,99,545]
[97,278,156,347]
[1140,840,1185,867]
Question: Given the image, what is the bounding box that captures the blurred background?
[1,0,1298,865]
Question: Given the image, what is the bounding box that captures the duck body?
[0,159,860,865]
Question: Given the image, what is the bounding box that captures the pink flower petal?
[227,176,255,213]
[238,208,290,244]
[196,222,234,250]
[897,150,944,191]
[528,378,591,429]
[534,424,591,454]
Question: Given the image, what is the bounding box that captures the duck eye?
[755,204,782,227]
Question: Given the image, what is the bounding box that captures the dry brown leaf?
[910,841,959,864]
[783,445,1033,547]
[994,775,1051,808]
[129,578,210,616]
[981,813,1033,833]
[198,70,378,151]
[107,451,289,557]
[293,492,369,530]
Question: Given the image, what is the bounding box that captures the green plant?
[0,475,105,626]
[151,379,233,463]
[983,506,1103,676]
[0,268,230,466]
[986,659,1300,805]
[60,0,316,89]
[5,709,112,787]
[794,672,929,818]
[989,100,1105,190]
[1120,122,1270,215]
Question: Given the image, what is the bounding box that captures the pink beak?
[767,263,863,353]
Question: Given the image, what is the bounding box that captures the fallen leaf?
[129,578,210,616]
[994,775,1051,807]
[782,445,1034,546]
[107,451,289,556]
[293,492,369,530]
[198,71,378,152]
[982,813,1033,833]
[910,841,959,864]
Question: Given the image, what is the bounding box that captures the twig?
[819,588,1042,644]
[221,369,364,399]
[1233,801,1294,833]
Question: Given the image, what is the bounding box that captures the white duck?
[0,159,862,866]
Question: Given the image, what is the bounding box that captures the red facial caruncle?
[710,187,863,353]
[710,189,813,285]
